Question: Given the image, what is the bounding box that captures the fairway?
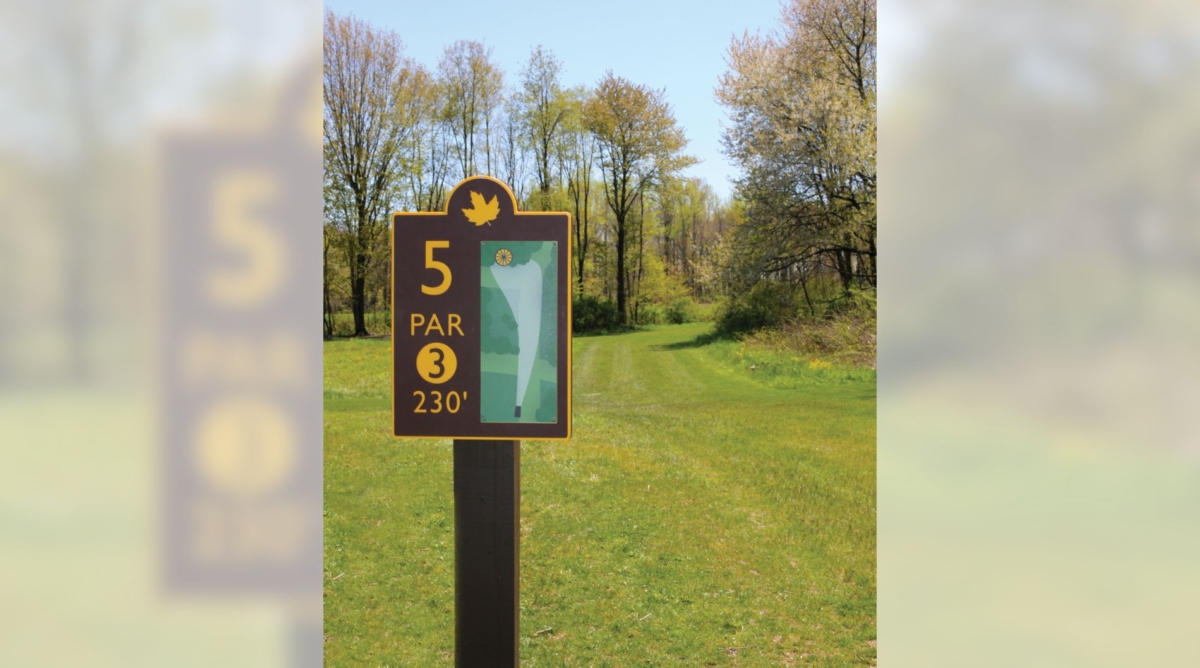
[325,323,876,666]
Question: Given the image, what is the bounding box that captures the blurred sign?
[160,75,322,596]
[392,176,571,440]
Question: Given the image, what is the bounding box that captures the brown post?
[453,440,520,667]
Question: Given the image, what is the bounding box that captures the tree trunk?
[616,215,627,326]
[324,281,334,339]
[799,263,815,316]
[351,260,368,336]
[575,216,586,291]
[324,233,334,338]
[634,192,646,324]
[574,186,590,291]
[834,248,853,294]
[865,236,877,287]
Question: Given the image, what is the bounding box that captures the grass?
[739,316,877,371]
[691,300,720,323]
[325,322,876,666]
[710,338,877,388]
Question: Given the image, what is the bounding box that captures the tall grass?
[715,281,876,368]
[742,306,877,369]
[325,311,392,338]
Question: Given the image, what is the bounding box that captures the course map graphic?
[479,241,558,423]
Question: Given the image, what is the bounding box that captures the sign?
[161,65,322,600]
[392,176,572,440]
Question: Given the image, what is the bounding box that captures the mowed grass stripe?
[325,323,876,667]
[571,336,602,396]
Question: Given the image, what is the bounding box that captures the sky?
[323,0,788,200]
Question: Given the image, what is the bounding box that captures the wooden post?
[453,440,520,667]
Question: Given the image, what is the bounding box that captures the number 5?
[422,240,451,295]
[208,173,283,306]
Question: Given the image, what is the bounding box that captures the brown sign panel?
[392,176,572,440]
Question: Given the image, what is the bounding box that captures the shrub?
[666,297,695,324]
[636,303,664,325]
[573,295,620,332]
[715,281,794,334]
[692,300,720,323]
[743,288,877,368]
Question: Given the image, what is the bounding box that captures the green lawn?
[325,323,876,666]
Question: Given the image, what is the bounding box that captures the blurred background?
[2,0,1198,664]
[0,0,321,665]
[879,0,1200,665]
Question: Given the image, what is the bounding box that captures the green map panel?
[479,241,558,423]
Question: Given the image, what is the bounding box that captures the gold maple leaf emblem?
[462,191,499,226]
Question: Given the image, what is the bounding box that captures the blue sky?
[323,0,787,200]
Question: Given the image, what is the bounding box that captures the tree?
[717,0,876,299]
[561,87,596,290]
[323,222,336,338]
[439,40,504,180]
[404,64,451,212]
[584,73,694,324]
[496,95,528,204]
[517,46,569,210]
[324,10,416,336]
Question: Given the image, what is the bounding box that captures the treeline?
[323,10,737,337]
[715,0,876,332]
[324,0,876,344]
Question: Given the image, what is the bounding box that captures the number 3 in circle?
[416,342,457,384]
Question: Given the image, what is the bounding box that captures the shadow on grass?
[652,329,737,350]
[573,325,642,338]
